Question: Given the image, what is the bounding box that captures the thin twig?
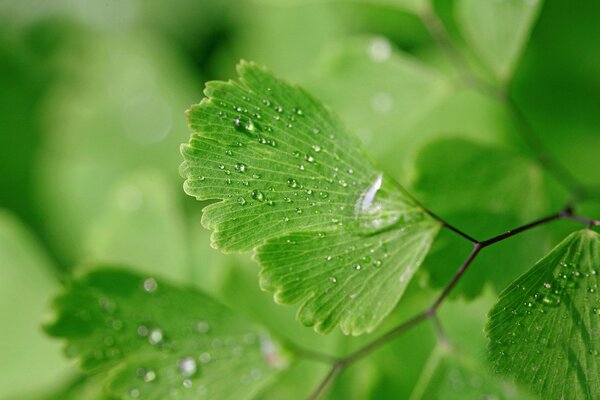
[306,5,599,398]
[429,243,482,311]
[307,361,345,400]
[479,210,565,247]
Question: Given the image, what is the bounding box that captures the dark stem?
[306,361,345,400]
[479,210,565,247]
[560,210,600,227]
[307,7,598,398]
[429,243,482,311]
[423,208,479,243]
[307,205,599,399]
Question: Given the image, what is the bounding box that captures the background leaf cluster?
[0,0,599,398]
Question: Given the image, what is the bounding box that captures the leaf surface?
[410,345,534,400]
[456,0,542,81]
[46,268,287,400]
[180,62,440,335]
[487,229,600,399]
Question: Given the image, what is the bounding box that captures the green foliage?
[456,0,542,82]
[410,345,533,399]
[0,211,72,399]
[413,138,563,298]
[180,61,440,334]
[46,269,287,400]
[1,0,599,398]
[487,230,600,399]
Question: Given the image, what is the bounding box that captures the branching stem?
[305,6,599,399]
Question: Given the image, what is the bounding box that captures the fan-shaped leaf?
[180,61,440,335]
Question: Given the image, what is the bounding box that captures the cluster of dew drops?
[87,277,275,399]
[494,260,600,367]
[204,90,366,223]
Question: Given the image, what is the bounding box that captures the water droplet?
[130,388,140,398]
[295,208,303,214]
[312,144,321,152]
[292,150,300,158]
[287,178,299,188]
[196,321,210,333]
[262,99,271,106]
[235,163,247,172]
[199,352,211,364]
[312,127,320,134]
[373,259,383,268]
[371,92,394,113]
[138,368,157,383]
[305,154,315,163]
[368,37,391,62]
[143,278,158,293]
[330,277,337,283]
[218,164,225,170]
[225,149,233,156]
[148,328,163,345]
[178,357,197,377]
[198,176,205,181]
[274,105,283,113]
[251,190,265,202]
[298,164,305,171]
[183,379,193,389]
[237,197,246,206]
[137,325,149,337]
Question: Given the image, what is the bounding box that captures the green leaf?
[412,137,553,224]
[83,170,189,283]
[46,268,287,400]
[308,36,451,162]
[180,61,440,335]
[37,30,200,262]
[410,345,533,400]
[456,0,542,82]
[486,229,600,399]
[0,211,72,398]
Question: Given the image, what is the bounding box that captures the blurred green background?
[0,0,598,398]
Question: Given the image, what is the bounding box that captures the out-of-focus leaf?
[409,345,534,399]
[411,137,558,223]
[46,268,288,400]
[487,230,600,399]
[36,31,200,263]
[456,0,542,82]
[309,36,450,160]
[181,61,440,335]
[412,138,567,298]
[83,170,189,283]
[0,211,72,398]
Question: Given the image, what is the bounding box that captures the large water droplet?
[178,357,197,377]
[148,328,163,345]
[143,278,158,293]
[251,190,265,202]
[368,37,392,62]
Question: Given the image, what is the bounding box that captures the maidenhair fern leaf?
[180,61,440,335]
[46,268,287,400]
[486,229,600,399]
